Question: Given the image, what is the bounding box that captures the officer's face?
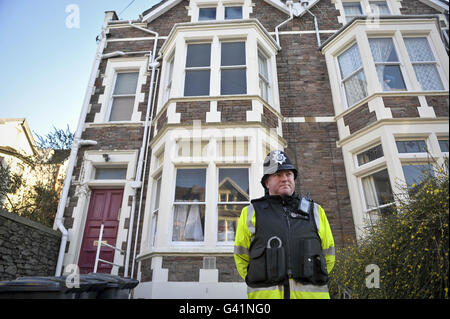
[265,170,295,196]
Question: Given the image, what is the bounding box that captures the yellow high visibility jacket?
[234,202,335,299]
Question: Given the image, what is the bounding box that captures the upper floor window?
[220,42,246,95]
[343,2,363,23]
[396,140,427,153]
[199,7,216,21]
[357,143,384,166]
[258,50,271,102]
[109,72,139,121]
[438,139,449,153]
[225,6,243,19]
[337,43,368,107]
[403,37,444,91]
[369,1,391,15]
[184,43,211,96]
[368,38,406,91]
[164,55,174,104]
[343,1,391,23]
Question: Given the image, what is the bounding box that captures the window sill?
[136,246,234,261]
[85,121,145,128]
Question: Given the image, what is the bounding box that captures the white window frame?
[258,48,272,103]
[171,167,208,245]
[184,42,212,97]
[163,53,175,104]
[368,36,408,92]
[149,174,162,248]
[107,71,140,122]
[220,40,247,96]
[402,35,447,92]
[95,58,147,124]
[336,42,369,108]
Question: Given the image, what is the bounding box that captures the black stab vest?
[245,194,329,288]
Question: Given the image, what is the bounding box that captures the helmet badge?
[272,150,286,165]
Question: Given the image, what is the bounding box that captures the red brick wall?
[283,122,356,247]
[343,103,377,134]
[426,95,449,117]
[383,96,420,118]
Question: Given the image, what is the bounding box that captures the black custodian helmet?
[261,150,298,189]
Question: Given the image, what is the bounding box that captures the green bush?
[329,162,449,299]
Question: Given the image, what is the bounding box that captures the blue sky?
[0,0,160,139]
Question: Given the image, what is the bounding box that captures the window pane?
[402,164,433,188]
[199,7,216,21]
[343,3,362,16]
[343,70,368,106]
[438,140,449,152]
[357,144,384,166]
[175,168,206,201]
[221,42,246,66]
[218,204,245,242]
[375,65,406,91]
[404,38,435,62]
[95,167,127,179]
[412,64,444,91]
[338,43,363,78]
[109,96,135,121]
[172,204,205,241]
[113,72,139,95]
[361,169,394,209]
[369,38,399,62]
[184,70,210,96]
[221,69,247,95]
[186,43,211,67]
[218,168,249,202]
[369,2,391,15]
[258,53,269,79]
[154,178,162,210]
[225,7,243,19]
[396,140,427,153]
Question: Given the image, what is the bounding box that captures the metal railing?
[93,224,124,273]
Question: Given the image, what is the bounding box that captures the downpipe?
[123,20,160,278]
[275,0,294,47]
[54,21,108,276]
[302,2,321,47]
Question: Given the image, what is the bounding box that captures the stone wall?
[0,209,61,281]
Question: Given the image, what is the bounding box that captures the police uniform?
[234,151,336,299]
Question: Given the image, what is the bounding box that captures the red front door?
[78,189,123,274]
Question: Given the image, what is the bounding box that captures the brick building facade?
[54,0,449,298]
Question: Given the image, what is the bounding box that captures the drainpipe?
[123,20,160,278]
[275,0,294,48]
[302,2,321,47]
[54,12,113,277]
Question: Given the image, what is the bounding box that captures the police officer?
[234,150,335,299]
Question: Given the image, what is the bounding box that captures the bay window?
[401,164,433,188]
[368,38,406,91]
[220,42,247,95]
[184,43,211,96]
[361,168,394,217]
[217,168,249,242]
[403,37,444,91]
[109,72,139,121]
[357,143,384,166]
[172,168,206,242]
[338,43,368,107]
[258,50,271,102]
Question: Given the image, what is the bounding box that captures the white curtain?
[362,175,379,210]
[173,205,188,241]
[369,3,391,15]
[369,38,396,63]
[338,43,362,78]
[184,204,204,241]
